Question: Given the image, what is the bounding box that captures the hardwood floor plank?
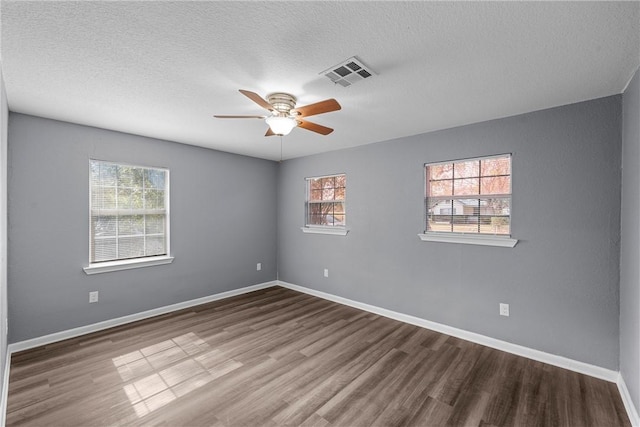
[405,396,454,427]
[447,386,492,426]
[269,341,380,425]
[369,350,438,426]
[316,348,408,423]
[481,351,527,426]
[6,287,631,427]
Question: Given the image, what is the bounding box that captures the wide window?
[305,174,346,230]
[425,154,512,238]
[88,160,170,269]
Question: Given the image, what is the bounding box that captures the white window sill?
[83,256,175,275]
[301,227,349,236]
[418,233,518,248]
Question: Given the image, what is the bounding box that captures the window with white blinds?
[425,154,512,236]
[89,160,169,264]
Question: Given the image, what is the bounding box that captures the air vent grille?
[321,57,375,87]
[334,66,351,77]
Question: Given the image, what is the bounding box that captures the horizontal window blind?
[425,154,511,235]
[306,174,346,227]
[90,160,169,263]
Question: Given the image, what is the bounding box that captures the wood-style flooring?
[6,287,630,426]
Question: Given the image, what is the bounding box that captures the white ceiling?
[1,1,639,161]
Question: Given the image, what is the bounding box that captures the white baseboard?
[619,373,640,427]
[7,281,277,354]
[276,280,619,383]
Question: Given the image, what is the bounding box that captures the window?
[84,160,173,274]
[421,154,517,247]
[302,174,347,235]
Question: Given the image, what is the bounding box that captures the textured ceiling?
[1,1,639,161]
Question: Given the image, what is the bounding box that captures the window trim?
[302,173,348,235]
[418,232,517,247]
[83,255,175,275]
[301,226,349,236]
[85,160,172,274]
[422,153,518,247]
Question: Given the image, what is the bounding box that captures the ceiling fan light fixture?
[265,116,297,136]
[215,90,338,137]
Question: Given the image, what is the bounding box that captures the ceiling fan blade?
[298,119,334,135]
[213,115,265,119]
[265,128,276,137]
[292,99,341,118]
[239,89,274,111]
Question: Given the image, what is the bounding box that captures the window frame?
[419,154,518,248]
[301,173,349,236]
[83,160,174,275]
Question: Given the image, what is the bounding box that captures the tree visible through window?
[90,160,169,263]
[426,154,511,235]
[306,174,346,227]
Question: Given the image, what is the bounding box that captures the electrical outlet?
[89,291,99,303]
[499,303,509,317]
[324,268,329,278]
[257,263,262,271]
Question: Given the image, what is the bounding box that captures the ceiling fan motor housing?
[267,93,297,115]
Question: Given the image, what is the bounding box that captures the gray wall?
[8,114,278,343]
[278,96,622,370]
[621,66,640,412]
[0,64,8,404]
[5,93,626,373]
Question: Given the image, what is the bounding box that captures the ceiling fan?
[214,90,341,136]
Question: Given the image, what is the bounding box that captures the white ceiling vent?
[321,57,375,87]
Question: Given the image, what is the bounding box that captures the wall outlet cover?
[89,291,99,303]
[499,303,509,316]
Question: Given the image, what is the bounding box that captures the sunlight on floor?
[112,332,243,418]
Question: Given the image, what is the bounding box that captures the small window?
[305,174,346,229]
[425,154,512,237]
[89,160,170,265]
